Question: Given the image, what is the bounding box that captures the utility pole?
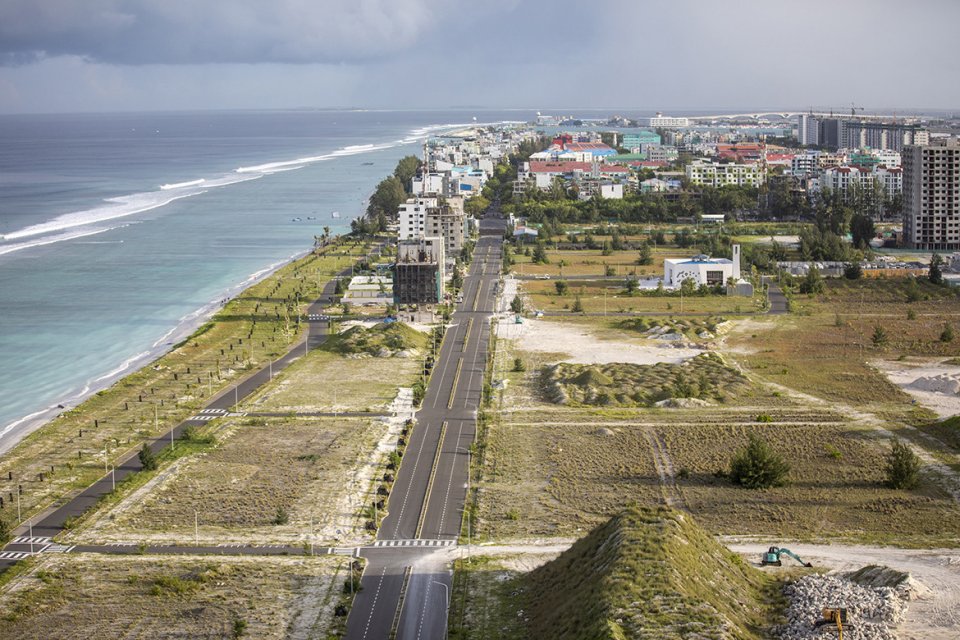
[111,466,115,491]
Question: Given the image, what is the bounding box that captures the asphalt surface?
[763,276,789,314]
[0,243,379,570]
[345,216,505,640]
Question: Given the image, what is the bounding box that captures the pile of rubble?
[776,568,914,640]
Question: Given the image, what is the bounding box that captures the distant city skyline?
[0,0,958,114]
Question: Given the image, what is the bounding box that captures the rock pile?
[777,573,908,640]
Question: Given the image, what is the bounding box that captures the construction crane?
[850,102,864,117]
[815,607,848,639]
[760,546,813,567]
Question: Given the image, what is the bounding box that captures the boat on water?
[362,162,374,166]
[291,217,302,222]
[331,211,341,218]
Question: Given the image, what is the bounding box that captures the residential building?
[685,160,765,187]
[639,112,689,128]
[398,196,466,265]
[394,236,445,304]
[819,165,902,200]
[398,197,439,239]
[797,114,819,145]
[791,152,820,175]
[903,138,960,250]
[622,130,661,151]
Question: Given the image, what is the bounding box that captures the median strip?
[414,421,447,539]
[448,358,464,410]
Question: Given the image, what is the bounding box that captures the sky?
[0,0,958,114]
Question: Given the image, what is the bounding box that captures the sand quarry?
[876,359,960,418]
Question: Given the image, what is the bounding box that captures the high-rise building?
[797,114,819,146]
[903,138,960,250]
[394,236,445,304]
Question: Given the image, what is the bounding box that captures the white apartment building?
[685,161,765,187]
[819,165,902,200]
[903,138,960,250]
[791,152,820,175]
[640,112,690,128]
[398,197,439,239]
[797,114,819,146]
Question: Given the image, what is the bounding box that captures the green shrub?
[512,358,526,372]
[139,444,158,472]
[885,440,921,490]
[273,506,290,525]
[729,434,790,489]
[755,413,773,423]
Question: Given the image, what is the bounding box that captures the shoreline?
[0,118,486,457]
[0,243,321,457]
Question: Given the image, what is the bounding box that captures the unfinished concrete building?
[394,236,445,304]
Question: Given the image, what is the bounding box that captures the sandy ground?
[726,540,960,640]
[875,358,960,419]
[496,316,703,365]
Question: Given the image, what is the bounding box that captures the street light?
[432,580,450,640]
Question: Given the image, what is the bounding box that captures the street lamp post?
[432,580,450,640]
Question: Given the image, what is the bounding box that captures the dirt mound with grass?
[544,353,748,407]
[325,322,426,357]
[521,506,775,640]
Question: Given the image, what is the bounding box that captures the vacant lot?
[658,421,960,546]
[509,246,697,278]
[521,278,762,315]
[477,317,960,547]
[75,416,386,545]
[729,278,960,411]
[0,553,349,640]
[246,348,422,413]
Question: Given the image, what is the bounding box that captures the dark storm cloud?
[0,0,454,65]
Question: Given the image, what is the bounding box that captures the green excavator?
[760,546,813,567]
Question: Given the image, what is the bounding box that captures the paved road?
[345,216,504,640]
[763,276,789,314]
[0,244,379,569]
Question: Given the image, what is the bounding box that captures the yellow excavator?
[760,546,813,568]
[815,607,847,639]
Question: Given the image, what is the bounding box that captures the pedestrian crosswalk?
[308,314,329,322]
[12,536,51,545]
[0,551,30,560]
[45,544,74,553]
[373,539,456,548]
[188,408,231,421]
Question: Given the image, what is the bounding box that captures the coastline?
[0,117,487,457]
[0,243,318,456]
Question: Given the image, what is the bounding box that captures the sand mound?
[906,373,960,395]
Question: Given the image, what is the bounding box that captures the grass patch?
[517,506,779,639]
[544,354,748,407]
[0,554,347,639]
[323,322,427,356]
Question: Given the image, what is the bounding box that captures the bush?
[273,506,289,525]
[512,357,526,372]
[729,434,790,489]
[510,295,524,314]
[755,413,773,423]
[555,280,569,296]
[941,323,954,343]
[232,618,248,639]
[139,444,158,471]
[885,440,921,490]
[571,296,584,313]
[872,325,888,347]
[843,262,863,280]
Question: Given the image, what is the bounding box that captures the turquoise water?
[0,109,524,448]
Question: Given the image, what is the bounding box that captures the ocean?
[0,109,525,451]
